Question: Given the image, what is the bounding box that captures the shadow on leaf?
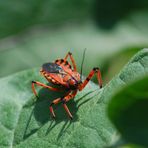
[22,83,98,142]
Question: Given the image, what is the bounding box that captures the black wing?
[42,63,63,73]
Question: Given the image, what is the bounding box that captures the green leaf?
[108,76,148,147]
[0,49,147,147]
[102,47,142,84]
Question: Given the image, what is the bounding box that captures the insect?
[32,51,102,119]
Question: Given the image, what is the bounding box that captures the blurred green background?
[0,0,148,83]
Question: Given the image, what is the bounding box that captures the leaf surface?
[0,49,147,148]
[108,76,148,147]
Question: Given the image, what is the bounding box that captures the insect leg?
[62,103,73,119]
[63,90,77,102]
[62,91,77,119]
[49,98,61,118]
[79,67,102,91]
[32,81,62,98]
[64,52,77,71]
[49,90,72,118]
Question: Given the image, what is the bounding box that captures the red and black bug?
[32,51,102,119]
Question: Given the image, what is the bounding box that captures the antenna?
[80,48,86,80]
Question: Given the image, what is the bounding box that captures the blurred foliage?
[1,0,148,38]
[0,0,92,38]
[108,76,148,147]
[93,0,148,29]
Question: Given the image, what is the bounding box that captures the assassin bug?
[32,51,102,119]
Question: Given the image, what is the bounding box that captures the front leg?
[49,90,76,119]
[79,67,102,91]
[62,90,77,119]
